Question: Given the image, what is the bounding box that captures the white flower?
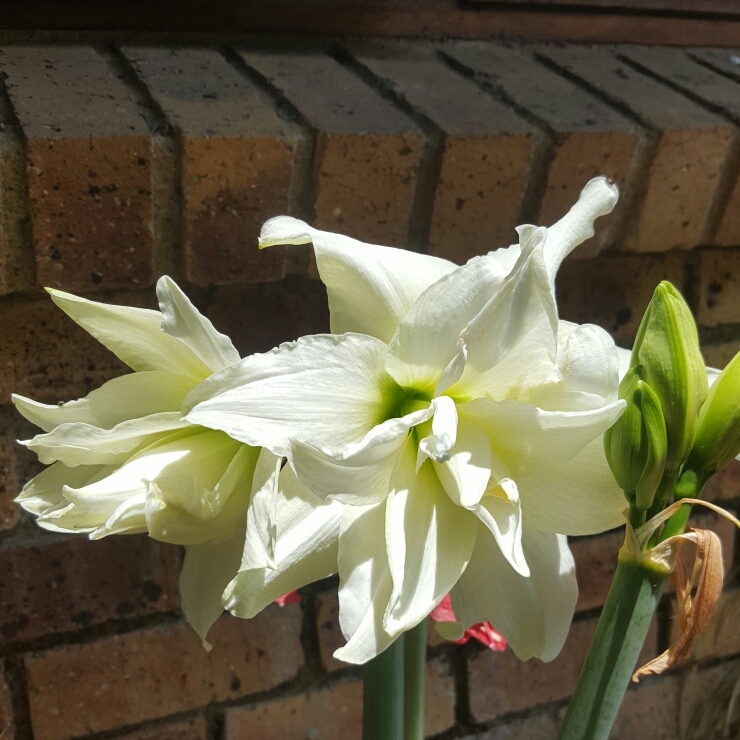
[186,177,627,664]
[13,277,276,646]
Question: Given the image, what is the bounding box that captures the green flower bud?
[604,366,668,511]
[630,282,707,487]
[684,349,740,480]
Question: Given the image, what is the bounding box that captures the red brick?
[571,529,623,613]
[619,46,740,248]
[703,460,740,503]
[467,616,657,722]
[678,657,740,735]
[556,251,685,346]
[0,291,159,405]
[611,675,681,740]
[122,48,292,286]
[349,42,534,262]
[702,341,740,369]
[0,410,20,531]
[239,50,423,248]
[540,46,736,253]
[224,680,362,740]
[115,716,208,740]
[444,42,638,257]
[206,279,330,360]
[459,708,562,740]
[425,657,456,736]
[696,248,740,327]
[0,46,154,293]
[0,660,14,740]
[25,606,303,740]
[0,535,179,644]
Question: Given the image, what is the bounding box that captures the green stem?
[556,557,668,740]
[363,637,404,740]
[404,621,427,740]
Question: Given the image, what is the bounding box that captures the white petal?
[516,436,626,536]
[24,412,191,467]
[451,525,577,662]
[383,439,477,637]
[617,346,632,381]
[417,395,458,469]
[180,530,245,649]
[91,494,147,539]
[259,216,456,343]
[541,177,618,279]
[433,418,491,508]
[334,502,397,664]
[242,449,282,570]
[15,461,105,518]
[473,492,528,577]
[48,289,211,380]
[224,464,343,618]
[12,371,195,432]
[385,254,512,395]
[459,397,625,477]
[157,276,240,373]
[185,334,400,456]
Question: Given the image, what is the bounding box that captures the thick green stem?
[363,637,404,740]
[556,557,668,740]
[404,621,427,740]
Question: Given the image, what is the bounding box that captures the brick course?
[0,39,738,740]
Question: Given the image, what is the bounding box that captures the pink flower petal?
[274,590,302,607]
[430,593,506,652]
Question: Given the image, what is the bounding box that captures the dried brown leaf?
[634,528,724,681]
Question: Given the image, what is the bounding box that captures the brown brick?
[115,716,208,740]
[540,46,736,253]
[697,248,740,327]
[0,660,14,740]
[240,50,423,248]
[702,340,740,369]
[467,616,657,722]
[0,46,154,293]
[207,278,330,360]
[444,43,638,257]
[224,680,362,740]
[315,589,446,673]
[0,535,179,643]
[0,292,149,405]
[0,409,20,531]
[349,42,534,262]
[459,708,562,740]
[611,675,681,740]
[425,657,456,736]
[26,606,303,740]
[123,48,292,286]
[678,658,740,735]
[619,47,740,248]
[703,460,740,503]
[571,530,623,613]
[556,251,685,346]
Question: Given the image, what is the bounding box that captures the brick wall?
[0,40,739,739]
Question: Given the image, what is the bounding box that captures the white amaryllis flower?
[12,277,283,646]
[185,177,628,664]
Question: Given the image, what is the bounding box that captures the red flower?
[274,590,302,607]
[430,595,506,652]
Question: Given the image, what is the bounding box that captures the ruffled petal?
[12,371,194,432]
[180,530,246,649]
[242,449,282,570]
[259,216,456,343]
[383,438,477,637]
[334,502,397,664]
[516,436,626,536]
[185,334,402,456]
[157,276,240,373]
[451,525,577,662]
[416,395,458,469]
[224,464,343,618]
[48,289,211,380]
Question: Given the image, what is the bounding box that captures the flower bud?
[604,366,668,511]
[684,349,740,481]
[630,282,707,489]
